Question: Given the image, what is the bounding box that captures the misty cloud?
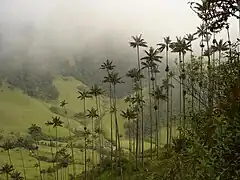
[0,0,239,62]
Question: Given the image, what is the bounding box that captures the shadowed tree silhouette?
[16,137,27,180]
[158,36,172,150]
[141,46,162,159]
[2,140,15,165]
[86,107,99,167]
[11,171,24,180]
[129,34,148,167]
[60,100,76,178]
[0,163,14,180]
[77,90,93,126]
[152,85,167,156]
[45,116,63,180]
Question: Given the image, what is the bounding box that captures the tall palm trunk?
[64,107,76,177]
[128,117,131,180]
[55,127,58,180]
[182,53,186,129]
[205,28,213,112]
[91,117,94,166]
[108,82,114,175]
[170,76,173,146]
[20,148,27,180]
[190,45,194,116]
[166,48,170,149]
[199,34,204,111]
[83,98,87,180]
[113,84,123,180]
[147,67,153,160]
[7,150,12,165]
[136,46,145,167]
[36,141,43,180]
[98,96,102,179]
[49,129,56,180]
[178,52,182,133]
[153,71,159,157]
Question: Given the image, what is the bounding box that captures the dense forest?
[0,0,240,180]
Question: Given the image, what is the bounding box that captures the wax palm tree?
[129,34,147,167]
[152,85,167,157]
[160,78,175,146]
[28,124,43,180]
[100,59,116,72]
[77,90,93,126]
[89,84,104,175]
[120,108,137,155]
[126,67,145,164]
[60,100,76,178]
[171,37,191,130]
[157,36,172,150]
[16,137,27,180]
[169,71,175,145]
[141,46,162,159]
[100,59,116,166]
[86,107,99,166]
[0,163,14,180]
[2,140,15,165]
[46,116,63,180]
[184,33,197,115]
[107,71,124,179]
[11,171,24,180]
[212,39,229,66]
[196,23,211,110]
[120,108,137,179]
[83,127,91,180]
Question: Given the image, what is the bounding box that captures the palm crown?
[100,59,116,71]
[45,116,63,128]
[157,36,172,52]
[129,34,148,48]
[77,89,92,100]
[86,107,99,119]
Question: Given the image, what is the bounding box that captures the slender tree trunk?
[55,128,58,180]
[136,46,145,167]
[182,53,186,130]
[109,82,114,175]
[190,46,194,116]
[206,29,213,113]
[113,84,123,180]
[64,107,76,177]
[36,141,43,180]
[199,35,204,111]
[91,117,94,166]
[20,148,27,180]
[49,135,56,180]
[84,137,87,180]
[98,97,102,180]
[128,117,131,180]
[147,67,153,160]
[178,52,182,135]
[170,76,173,146]
[155,99,159,158]
[83,98,87,180]
[7,150,12,165]
[166,48,170,149]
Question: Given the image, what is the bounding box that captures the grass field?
[0,76,178,179]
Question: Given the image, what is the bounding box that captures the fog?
[0,0,239,62]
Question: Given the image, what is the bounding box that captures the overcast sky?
[0,0,239,61]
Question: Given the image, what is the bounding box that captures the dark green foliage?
[4,61,59,100]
